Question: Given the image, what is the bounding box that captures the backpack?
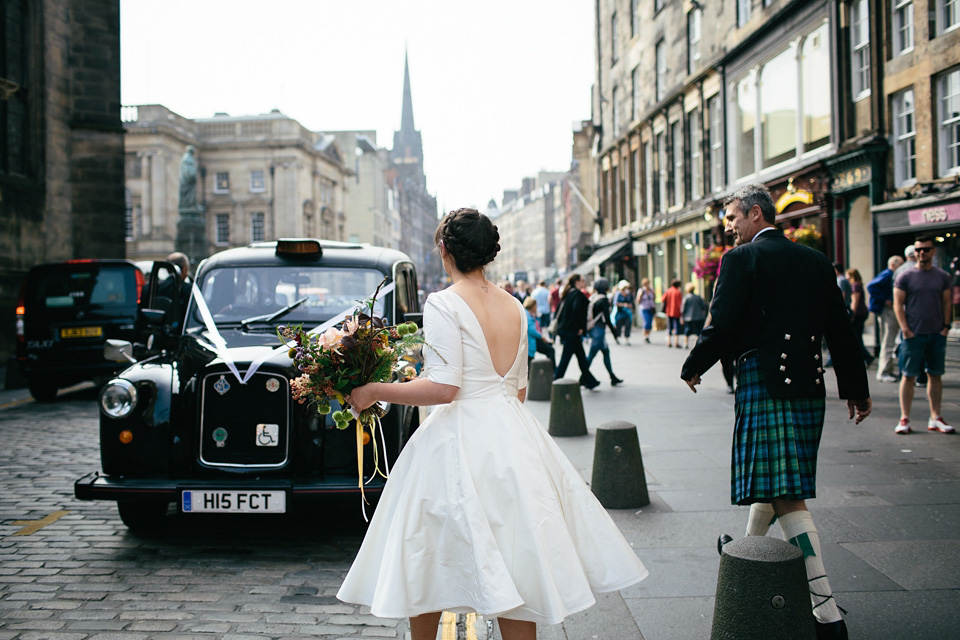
[866,270,891,314]
[586,294,604,330]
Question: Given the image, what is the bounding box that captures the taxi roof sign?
[275,239,322,258]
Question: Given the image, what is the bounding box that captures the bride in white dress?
[338,208,647,640]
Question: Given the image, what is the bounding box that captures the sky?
[120,0,597,212]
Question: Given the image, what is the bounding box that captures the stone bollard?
[591,421,649,509]
[548,379,587,437]
[711,536,815,640]
[527,358,554,401]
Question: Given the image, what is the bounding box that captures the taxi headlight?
[100,379,138,418]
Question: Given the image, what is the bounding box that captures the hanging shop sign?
[775,188,815,213]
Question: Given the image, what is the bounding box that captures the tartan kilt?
[731,353,826,505]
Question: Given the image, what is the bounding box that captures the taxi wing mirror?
[105,339,137,363]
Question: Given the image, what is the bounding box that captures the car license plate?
[181,490,286,513]
[61,326,102,338]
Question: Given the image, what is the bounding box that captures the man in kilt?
[681,184,871,640]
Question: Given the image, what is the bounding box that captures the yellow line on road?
[13,510,68,535]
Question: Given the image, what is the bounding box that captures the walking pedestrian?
[638,278,656,344]
[662,279,683,348]
[553,273,601,390]
[892,235,954,435]
[846,268,872,364]
[867,255,904,382]
[585,278,624,386]
[681,283,708,349]
[680,184,870,640]
[531,280,551,333]
[612,280,635,344]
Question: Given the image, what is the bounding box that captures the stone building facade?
[592,0,960,309]
[123,106,350,263]
[1,0,125,364]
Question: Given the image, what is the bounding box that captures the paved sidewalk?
[525,331,960,639]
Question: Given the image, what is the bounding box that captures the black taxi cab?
[74,239,423,531]
[15,259,146,402]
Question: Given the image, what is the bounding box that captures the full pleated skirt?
[337,395,648,625]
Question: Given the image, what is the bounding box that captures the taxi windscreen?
[188,266,389,328]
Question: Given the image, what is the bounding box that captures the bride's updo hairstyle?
[434,208,501,273]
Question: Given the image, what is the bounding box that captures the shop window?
[893,89,916,186]
[851,0,871,99]
[892,0,914,56]
[734,69,758,178]
[761,44,798,169]
[938,68,960,176]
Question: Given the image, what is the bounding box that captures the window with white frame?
[802,23,831,152]
[135,206,143,239]
[632,66,641,121]
[939,68,960,175]
[655,0,664,13]
[612,86,621,138]
[631,0,639,37]
[761,44,798,169]
[851,0,871,99]
[249,169,265,192]
[672,120,684,207]
[893,1,914,56]
[633,148,641,221]
[737,0,751,27]
[688,8,702,75]
[216,213,230,245]
[124,190,133,241]
[656,40,667,102]
[657,131,668,213]
[708,95,723,192]
[644,139,654,218]
[936,0,959,35]
[611,12,618,65]
[250,212,265,242]
[735,69,758,178]
[892,89,916,186]
[729,20,833,180]
[215,171,230,193]
[690,109,703,201]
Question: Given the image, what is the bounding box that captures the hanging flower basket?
[784,224,822,251]
[694,245,729,282]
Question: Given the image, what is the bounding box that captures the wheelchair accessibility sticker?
[256,423,279,447]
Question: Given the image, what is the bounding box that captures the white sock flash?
[745,502,776,536]
[778,510,841,624]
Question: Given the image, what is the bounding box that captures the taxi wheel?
[117,501,169,533]
[28,381,58,403]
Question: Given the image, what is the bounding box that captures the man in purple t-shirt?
[893,235,954,435]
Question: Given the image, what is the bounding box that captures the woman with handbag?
[552,273,601,389]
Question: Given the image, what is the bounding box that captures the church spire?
[400,49,415,133]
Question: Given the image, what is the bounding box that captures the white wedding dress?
[337,289,647,625]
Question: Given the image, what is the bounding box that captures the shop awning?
[575,239,631,274]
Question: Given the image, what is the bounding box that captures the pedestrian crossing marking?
[13,510,68,535]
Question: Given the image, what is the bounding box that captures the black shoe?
[611,376,623,386]
[579,377,600,390]
[717,534,733,556]
[815,619,848,640]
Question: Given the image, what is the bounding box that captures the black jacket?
[556,288,588,337]
[681,230,869,400]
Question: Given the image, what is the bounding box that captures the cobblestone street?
[0,388,408,640]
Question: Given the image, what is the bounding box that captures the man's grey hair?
[723,184,777,224]
[887,255,904,269]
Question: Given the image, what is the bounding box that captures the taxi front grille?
[199,371,290,468]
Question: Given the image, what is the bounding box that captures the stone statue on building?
[178,145,200,214]
[175,144,207,265]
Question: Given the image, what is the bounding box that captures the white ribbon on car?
[189,281,396,385]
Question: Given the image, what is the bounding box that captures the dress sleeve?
[422,295,463,388]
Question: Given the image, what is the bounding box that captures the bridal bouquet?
[278,277,424,511]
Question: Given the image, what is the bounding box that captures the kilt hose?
[732,353,826,505]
